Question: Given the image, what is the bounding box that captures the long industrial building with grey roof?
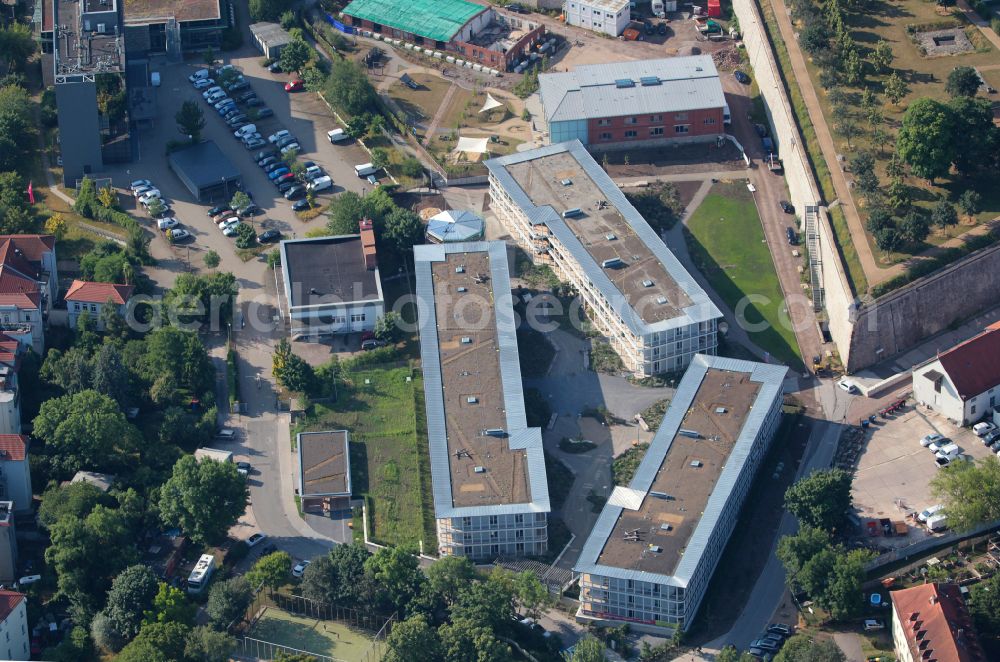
[414,241,550,560]
[575,355,787,633]
[538,56,727,149]
[485,140,722,377]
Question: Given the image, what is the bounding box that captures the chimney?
[359,218,377,271]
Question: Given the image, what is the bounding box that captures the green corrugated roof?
[343,0,486,43]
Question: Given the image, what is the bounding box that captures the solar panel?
[615,78,635,88]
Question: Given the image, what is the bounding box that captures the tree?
[116,621,191,662]
[365,547,427,616]
[439,617,510,662]
[884,71,909,106]
[300,555,339,604]
[569,636,607,662]
[370,147,390,171]
[949,96,998,175]
[865,208,893,234]
[871,126,890,155]
[514,571,550,621]
[91,611,125,653]
[930,455,1000,531]
[785,469,853,530]
[45,212,67,239]
[144,582,196,626]
[246,551,292,592]
[946,66,981,98]
[143,326,216,397]
[898,98,954,183]
[202,46,216,68]
[426,555,475,607]
[34,389,140,476]
[176,100,206,142]
[249,0,292,22]
[968,572,1000,636]
[48,625,95,662]
[0,171,35,234]
[372,311,400,344]
[382,207,423,254]
[234,222,256,249]
[163,271,238,327]
[204,250,221,269]
[38,481,112,529]
[899,211,930,244]
[773,635,845,662]
[931,199,958,230]
[0,85,36,172]
[777,526,833,590]
[279,37,312,74]
[279,9,297,29]
[959,189,982,220]
[383,614,442,662]
[821,549,870,619]
[185,626,235,662]
[717,645,758,662]
[842,49,863,86]
[0,23,37,72]
[145,196,166,218]
[99,565,159,647]
[324,59,377,115]
[272,338,315,394]
[230,191,251,214]
[835,117,857,148]
[874,226,901,252]
[158,455,247,545]
[869,39,894,73]
[800,23,831,54]
[207,577,253,628]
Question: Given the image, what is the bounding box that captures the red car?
[284,79,304,92]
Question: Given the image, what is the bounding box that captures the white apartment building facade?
[912,322,1000,426]
[575,356,786,633]
[563,0,630,36]
[486,141,721,378]
[0,590,27,662]
[415,241,550,560]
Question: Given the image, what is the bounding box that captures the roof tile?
[936,323,1000,399]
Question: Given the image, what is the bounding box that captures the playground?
[249,607,375,662]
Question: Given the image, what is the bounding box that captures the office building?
[575,355,786,633]
[415,241,550,560]
[485,141,722,377]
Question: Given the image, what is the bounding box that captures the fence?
[864,521,1000,573]
[235,636,341,662]
[324,14,356,34]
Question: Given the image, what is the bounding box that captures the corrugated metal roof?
[608,486,645,510]
[484,141,722,335]
[414,241,550,519]
[342,0,487,43]
[539,56,725,123]
[574,355,787,585]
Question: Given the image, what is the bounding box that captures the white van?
[934,443,960,459]
[308,175,333,192]
[189,68,209,82]
[917,503,943,523]
[234,124,257,138]
[354,162,377,177]
[926,514,948,532]
[327,128,348,143]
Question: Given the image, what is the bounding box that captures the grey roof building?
[415,241,550,560]
[167,141,242,202]
[250,22,293,60]
[297,431,352,513]
[574,355,787,633]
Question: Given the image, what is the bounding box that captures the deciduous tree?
[959,189,982,220]
[99,565,159,647]
[946,66,981,98]
[785,469,853,530]
[365,547,427,617]
[279,38,312,74]
[383,614,442,662]
[246,551,292,593]
[176,101,206,142]
[158,455,247,545]
[898,98,956,183]
[931,199,959,230]
[116,621,191,662]
[930,455,1000,531]
[207,576,253,628]
[569,636,608,662]
[184,626,235,662]
[773,635,845,662]
[884,71,909,106]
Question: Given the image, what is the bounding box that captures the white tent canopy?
[426,209,485,243]
[453,136,490,155]
[479,93,504,114]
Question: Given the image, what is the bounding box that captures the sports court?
[250,607,374,662]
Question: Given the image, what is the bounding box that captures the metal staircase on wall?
[804,205,824,311]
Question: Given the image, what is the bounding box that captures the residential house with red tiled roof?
[0,333,23,437]
[891,583,985,662]
[0,590,28,662]
[0,235,58,354]
[913,322,1000,425]
[64,280,135,330]
[0,502,16,583]
[0,436,30,514]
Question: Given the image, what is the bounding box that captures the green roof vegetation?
[343,0,485,44]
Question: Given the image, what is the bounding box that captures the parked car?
[269,130,291,144]
[258,158,278,170]
[291,560,311,578]
[362,339,386,351]
[258,229,282,243]
[157,218,179,231]
[973,422,996,437]
[132,184,154,198]
[237,90,257,102]
[734,70,751,84]
[917,504,943,523]
[304,165,324,180]
[920,432,946,448]
[236,461,251,477]
[255,150,277,163]
[222,222,244,237]
[223,108,242,120]
[657,21,667,35]
[264,162,286,174]
[202,86,223,99]
[226,115,248,127]
[150,204,173,219]
[766,624,794,638]
[284,185,306,200]
[837,378,859,394]
[255,107,274,119]
[222,75,245,90]
[244,137,266,150]
[239,204,260,217]
[749,637,781,653]
[779,200,794,214]
[228,81,250,93]
[277,180,296,194]
[267,62,283,73]
[138,190,162,205]
[274,173,295,186]
[246,532,266,548]
[786,227,797,245]
[244,97,263,108]
[936,454,970,468]
[193,78,214,90]
[240,133,263,145]
[307,175,333,193]
[928,438,951,453]
[167,228,191,242]
[292,199,312,212]
[280,143,300,155]
[129,178,152,190]
[188,69,210,82]
[275,135,298,149]
[214,98,234,110]
[207,205,231,217]
[267,167,290,180]
[218,218,240,233]
[863,620,884,631]
[984,429,1000,445]
[284,79,304,92]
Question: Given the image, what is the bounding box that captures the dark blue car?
[267,167,290,180]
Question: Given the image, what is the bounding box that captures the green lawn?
[684,182,803,369]
[251,608,372,662]
[301,364,434,549]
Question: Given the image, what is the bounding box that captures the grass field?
[684,182,803,368]
[251,608,372,662]
[303,365,435,549]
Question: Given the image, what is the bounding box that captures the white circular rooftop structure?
[425,209,485,243]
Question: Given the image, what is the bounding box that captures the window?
[674,124,690,134]
[515,513,523,524]
[599,132,612,140]
[650,114,662,122]
[674,113,688,121]
[625,116,638,125]
[624,130,638,138]
[463,516,472,527]
[489,515,498,526]
[351,313,365,323]
[597,118,611,126]
[704,117,717,125]
[972,404,977,415]
[74,302,81,311]
[650,127,664,136]
[90,304,97,312]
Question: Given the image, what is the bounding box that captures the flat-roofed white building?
[485,140,722,378]
[563,0,630,36]
[415,241,551,560]
[575,355,787,633]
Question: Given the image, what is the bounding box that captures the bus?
[187,554,216,595]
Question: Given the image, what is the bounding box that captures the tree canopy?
[383,614,442,662]
[175,101,205,142]
[784,468,853,530]
[207,576,253,628]
[946,66,981,98]
[99,565,159,648]
[897,98,954,183]
[158,455,247,545]
[930,455,1000,531]
[773,635,846,662]
[247,551,292,592]
[324,59,377,116]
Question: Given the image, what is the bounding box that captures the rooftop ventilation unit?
[474,466,485,473]
[650,491,674,500]
[562,208,582,218]
[660,523,673,531]
[679,429,701,438]
[642,279,654,288]
[690,460,703,468]
[615,78,635,88]
[602,257,624,269]
[648,545,663,553]
[455,266,465,273]
[461,337,472,344]
[640,76,661,86]
[656,296,668,304]
[606,233,616,241]
[457,287,467,293]
[467,396,478,404]
[560,178,573,186]
[715,407,727,414]
[483,428,506,437]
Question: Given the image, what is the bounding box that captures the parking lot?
[851,404,996,547]
[107,49,375,257]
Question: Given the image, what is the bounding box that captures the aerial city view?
[0,0,996,658]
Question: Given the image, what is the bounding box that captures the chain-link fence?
[234,636,341,662]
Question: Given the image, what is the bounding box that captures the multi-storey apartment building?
[415,241,550,560]
[574,355,786,633]
[485,141,722,377]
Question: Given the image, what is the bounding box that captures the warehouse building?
[250,22,293,60]
[415,241,550,560]
[167,141,242,202]
[538,56,727,150]
[342,0,546,72]
[575,355,787,633]
[485,141,722,377]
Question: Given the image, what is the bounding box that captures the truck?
[354,162,377,177]
[327,128,348,143]
[925,514,948,532]
[186,554,216,594]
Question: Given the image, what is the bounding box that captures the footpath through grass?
[684,182,803,369]
[301,364,435,549]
